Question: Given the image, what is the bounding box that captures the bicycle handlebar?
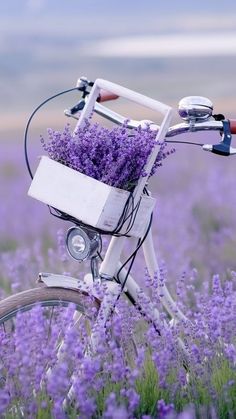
[65,77,236,156]
[94,101,223,134]
[93,93,236,156]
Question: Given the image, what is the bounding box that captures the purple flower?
[103,392,129,419]
[157,399,175,418]
[41,120,173,191]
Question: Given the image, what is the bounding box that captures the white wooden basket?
[28,156,156,238]
[28,79,173,238]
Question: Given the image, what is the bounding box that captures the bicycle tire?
[0,286,100,324]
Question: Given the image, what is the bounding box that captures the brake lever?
[64,76,95,119]
[203,119,236,156]
[203,144,236,155]
[64,99,86,118]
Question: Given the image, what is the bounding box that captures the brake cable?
[24,87,81,179]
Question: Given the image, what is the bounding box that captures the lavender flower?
[2,136,236,417]
[41,120,174,191]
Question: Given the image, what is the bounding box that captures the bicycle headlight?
[66,226,101,261]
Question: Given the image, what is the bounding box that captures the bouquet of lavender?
[41,119,174,191]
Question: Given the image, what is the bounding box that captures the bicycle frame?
[39,79,211,353]
[40,226,188,332]
[36,77,236,362]
[39,79,188,334]
[37,80,235,405]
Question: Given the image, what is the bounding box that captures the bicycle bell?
[178,96,213,122]
[66,226,101,261]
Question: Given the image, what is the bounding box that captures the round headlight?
[66,226,101,261]
[71,234,86,253]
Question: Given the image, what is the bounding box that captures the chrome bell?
[178,96,213,121]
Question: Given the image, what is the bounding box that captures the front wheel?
[0,286,100,413]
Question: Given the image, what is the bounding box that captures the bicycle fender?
[38,272,120,301]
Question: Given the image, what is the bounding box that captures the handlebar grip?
[229,119,236,134]
[98,89,119,103]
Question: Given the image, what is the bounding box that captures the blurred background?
[1,0,236,291]
[1,0,236,138]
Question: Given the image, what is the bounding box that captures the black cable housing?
[24,87,80,179]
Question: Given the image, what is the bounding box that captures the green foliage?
[135,354,166,416]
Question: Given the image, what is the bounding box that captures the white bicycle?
[0,77,236,368]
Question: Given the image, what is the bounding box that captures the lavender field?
[0,124,236,418]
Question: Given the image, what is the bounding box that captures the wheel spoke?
[46,306,55,343]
